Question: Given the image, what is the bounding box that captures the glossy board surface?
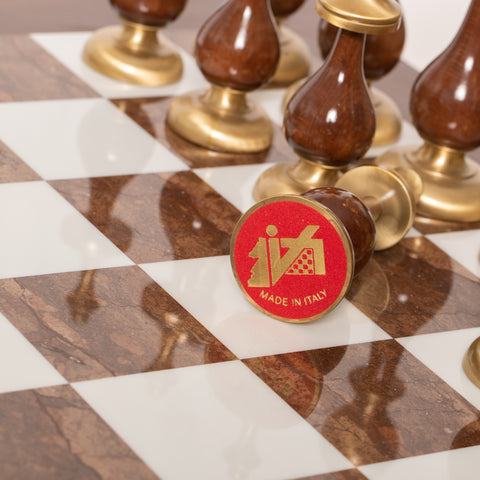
[0,1,479,479]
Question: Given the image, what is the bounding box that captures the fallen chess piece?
[231,165,421,323]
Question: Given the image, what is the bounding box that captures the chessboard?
[0,1,479,479]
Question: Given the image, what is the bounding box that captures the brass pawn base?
[336,166,418,250]
[269,25,311,87]
[166,84,273,153]
[370,86,402,147]
[464,337,480,388]
[377,141,480,222]
[82,18,183,86]
[253,157,342,202]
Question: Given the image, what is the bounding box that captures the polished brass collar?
[315,0,401,35]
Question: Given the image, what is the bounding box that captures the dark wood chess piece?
[83,0,186,85]
[231,164,417,323]
[253,0,401,200]
[377,0,480,223]
[318,2,405,146]
[269,0,311,86]
[166,0,280,153]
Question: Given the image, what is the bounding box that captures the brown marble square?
[0,266,236,382]
[0,35,97,102]
[111,97,295,168]
[347,236,480,337]
[50,171,242,263]
[293,470,368,480]
[244,340,480,466]
[0,139,40,183]
[0,384,159,480]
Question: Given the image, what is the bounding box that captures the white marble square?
[74,361,351,480]
[141,256,390,359]
[32,31,209,99]
[401,0,471,72]
[398,327,480,411]
[360,445,480,480]
[0,312,66,394]
[0,98,186,180]
[194,163,275,213]
[427,229,480,278]
[0,182,133,279]
[250,87,288,126]
[367,120,422,158]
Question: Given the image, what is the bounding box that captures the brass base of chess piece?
[82,18,183,86]
[370,86,402,146]
[377,142,480,222]
[269,26,311,86]
[166,84,273,153]
[253,157,342,201]
[166,0,280,154]
[463,337,480,388]
[336,165,420,250]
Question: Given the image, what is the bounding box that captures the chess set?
[0,0,479,478]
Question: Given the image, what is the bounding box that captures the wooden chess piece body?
[166,0,280,153]
[232,164,418,323]
[83,0,186,86]
[253,0,401,201]
[269,0,311,86]
[318,4,405,147]
[377,0,480,222]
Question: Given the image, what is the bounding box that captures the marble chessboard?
[0,1,479,479]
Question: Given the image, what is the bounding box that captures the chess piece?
[82,0,186,86]
[231,164,417,323]
[166,0,280,153]
[253,0,401,201]
[318,3,405,146]
[269,0,311,86]
[376,0,480,222]
[464,337,480,388]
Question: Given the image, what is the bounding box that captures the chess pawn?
[377,0,480,222]
[166,0,280,153]
[269,0,311,86]
[253,0,401,201]
[82,0,186,86]
[318,5,405,146]
[232,165,418,323]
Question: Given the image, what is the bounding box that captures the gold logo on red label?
[231,198,353,323]
[248,225,326,288]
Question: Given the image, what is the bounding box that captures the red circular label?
[231,197,353,323]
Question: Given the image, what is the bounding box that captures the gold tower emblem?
[248,225,326,288]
